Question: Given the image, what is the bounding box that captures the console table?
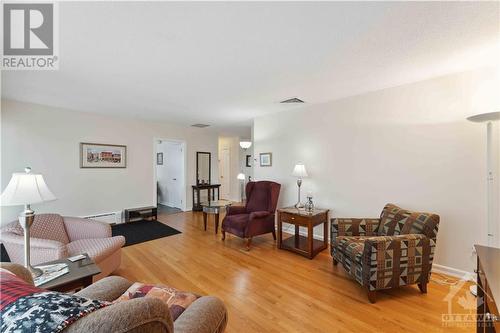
[192,184,221,211]
[475,244,499,332]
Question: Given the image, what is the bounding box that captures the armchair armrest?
[362,234,433,290]
[331,218,380,238]
[249,211,270,220]
[75,276,133,302]
[63,216,111,241]
[1,233,67,265]
[226,205,246,216]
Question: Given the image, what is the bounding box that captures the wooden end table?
[202,200,231,234]
[277,207,329,259]
[36,254,101,292]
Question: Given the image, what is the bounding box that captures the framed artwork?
[246,155,252,167]
[157,152,163,165]
[259,152,272,167]
[80,142,127,168]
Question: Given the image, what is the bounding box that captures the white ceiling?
[2,1,499,131]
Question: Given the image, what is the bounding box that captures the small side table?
[37,254,101,292]
[277,207,329,259]
[202,200,231,234]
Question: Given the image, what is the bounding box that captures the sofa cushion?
[114,282,199,321]
[378,204,440,240]
[67,236,125,264]
[6,214,70,244]
[378,204,412,236]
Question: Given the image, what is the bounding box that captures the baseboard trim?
[431,264,474,280]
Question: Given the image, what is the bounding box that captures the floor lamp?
[237,173,246,203]
[466,111,500,296]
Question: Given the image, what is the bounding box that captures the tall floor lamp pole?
[466,111,499,296]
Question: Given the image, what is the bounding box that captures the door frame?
[153,138,187,211]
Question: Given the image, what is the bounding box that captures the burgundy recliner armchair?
[222,181,281,250]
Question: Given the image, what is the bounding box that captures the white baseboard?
[431,264,475,281]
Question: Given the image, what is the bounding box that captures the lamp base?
[294,202,304,209]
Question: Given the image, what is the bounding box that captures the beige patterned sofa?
[331,204,440,303]
[1,214,124,280]
[2,263,227,333]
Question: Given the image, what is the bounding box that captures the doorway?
[154,139,186,213]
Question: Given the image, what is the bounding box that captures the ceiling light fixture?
[239,141,252,149]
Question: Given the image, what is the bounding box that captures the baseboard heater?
[82,211,123,225]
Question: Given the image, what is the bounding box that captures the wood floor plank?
[114,211,473,333]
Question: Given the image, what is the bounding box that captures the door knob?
[173,178,177,181]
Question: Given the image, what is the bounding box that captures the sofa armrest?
[75,275,133,302]
[65,297,174,333]
[226,205,246,216]
[249,211,270,220]
[63,216,112,241]
[1,233,67,265]
[362,234,434,290]
[0,263,34,285]
[174,296,227,333]
[331,218,380,239]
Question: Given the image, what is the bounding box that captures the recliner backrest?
[245,181,281,213]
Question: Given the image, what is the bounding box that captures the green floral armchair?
[331,204,440,303]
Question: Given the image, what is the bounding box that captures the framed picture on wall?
[259,152,272,167]
[80,142,127,168]
[246,155,252,167]
[157,152,163,165]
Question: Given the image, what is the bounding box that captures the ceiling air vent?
[280,97,305,104]
[191,124,210,128]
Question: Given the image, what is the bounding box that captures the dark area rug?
[112,220,181,247]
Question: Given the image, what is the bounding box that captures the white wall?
[0,100,219,223]
[156,140,184,208]
[253,67,499,274]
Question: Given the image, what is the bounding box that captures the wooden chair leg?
[245,238,252,251]
[418,282,428,294]
[367,289,377,303]
[332,258,338,266]
[221,230,226,241]
[271,229,276,240]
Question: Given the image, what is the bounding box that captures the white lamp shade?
[292,164,308,178]
[237,173,246,180]
[1,172,56,206]
[239,141,252,149]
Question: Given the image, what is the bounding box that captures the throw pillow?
[114,282,199,321]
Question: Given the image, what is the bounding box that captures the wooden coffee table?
[202,200,231,234]
[36,254,101,292]
[277,207,329,259]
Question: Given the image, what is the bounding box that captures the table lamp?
[0,167,56,277]
[292,163,308,208]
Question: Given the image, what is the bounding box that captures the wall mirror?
[196,152,211,185]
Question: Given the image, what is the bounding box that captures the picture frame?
[259,152,272,167]
[80,142,127,168]
[246,154,252,167]
[157,152,163,165]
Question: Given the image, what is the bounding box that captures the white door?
[166,143,183,208]
[220,148,230,199]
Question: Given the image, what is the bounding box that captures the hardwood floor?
[115,211,473,333]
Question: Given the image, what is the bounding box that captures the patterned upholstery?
[331,204,440,298]
[1,214,124,279]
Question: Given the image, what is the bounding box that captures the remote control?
[68,254,86,262]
